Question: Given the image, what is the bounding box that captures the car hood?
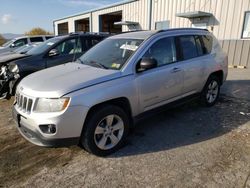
[18,63,122,98]
[0,53,28,65]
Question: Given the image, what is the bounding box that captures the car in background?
[0,35,53,54]
[12,29,228,156]
[0,32,110,99]
[0,43,41,64]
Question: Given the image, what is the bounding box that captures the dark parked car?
[0,33,110,99]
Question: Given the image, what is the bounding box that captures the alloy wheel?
[94,114,124,150]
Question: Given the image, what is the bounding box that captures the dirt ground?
[0,93,249,187]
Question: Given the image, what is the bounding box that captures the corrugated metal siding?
[221,40,250,68]
[54,0,250,40]
[152,0,250,40]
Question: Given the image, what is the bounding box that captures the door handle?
[171,67,181,73]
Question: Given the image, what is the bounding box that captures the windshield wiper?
[77,58,83,64]
[90,61,108,69]
[77,58,108,69]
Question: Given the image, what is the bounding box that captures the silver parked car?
[12,29,228,156]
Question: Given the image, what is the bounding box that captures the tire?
[81,105,130,156]
[200,75,220,107]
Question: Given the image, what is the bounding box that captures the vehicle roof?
[13,35,54,40]
[66,32,111,37]
[111,30,157,40]
[110,28,210,40]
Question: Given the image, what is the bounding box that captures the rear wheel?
[200,75,220,107]
[81,105,129,156]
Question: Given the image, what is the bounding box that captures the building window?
[155,21,170,30]
[242,11,250,38]
[58,22,69,35]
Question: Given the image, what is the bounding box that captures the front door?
[135,37,184,112]
[46,37,83,68]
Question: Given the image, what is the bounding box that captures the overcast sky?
[0,0,122,34]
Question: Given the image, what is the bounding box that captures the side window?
[30,37,44,42]
[13,38,28,47]
[142,37,177,67]
[194,35,203,56]
[179,36,198,60]
[81,37,103,52]
[201,35,213,54]
[55,38,82,55]
[45,36,53,40]
[90,37,103,47]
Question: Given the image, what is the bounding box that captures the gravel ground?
[0,68,250,188]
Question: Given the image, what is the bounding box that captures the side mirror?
[137,57,157,72]
[10,43,16,48]
[49,49,60,57]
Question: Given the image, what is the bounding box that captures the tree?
[0,34,6,46]
[25,27,53,36]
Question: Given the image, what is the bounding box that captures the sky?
[0,0,122,34]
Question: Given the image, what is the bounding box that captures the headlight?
[0,66,7,76]
[8,64,19,73]
[34,97,70,112]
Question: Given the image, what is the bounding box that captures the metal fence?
[220,40,250,68]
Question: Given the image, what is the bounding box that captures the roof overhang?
[114,21,139,26]
[176,11,213,18]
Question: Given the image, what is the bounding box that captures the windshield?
[1,40,14,47]
[13,45,29,53]
[26,37,62,55]
[15,45,34,54]
[79,38,143,70]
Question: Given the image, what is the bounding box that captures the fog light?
[39,124,56,134]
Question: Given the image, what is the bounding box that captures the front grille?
[15,93,33,113]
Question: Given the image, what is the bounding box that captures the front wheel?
[200,75,220,107]
[81,105,130,156]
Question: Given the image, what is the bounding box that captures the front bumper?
[12,103,89,147]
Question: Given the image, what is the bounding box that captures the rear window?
[201,35,213,54]
[30,37,44,42]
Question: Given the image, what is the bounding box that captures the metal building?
[53,0,250,68]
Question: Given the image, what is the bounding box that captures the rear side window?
[30,37,44,42]
[201,35,213,54]
[179,36,198,60]
[194,35,203,56]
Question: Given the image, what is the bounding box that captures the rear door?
[177,35,209,95]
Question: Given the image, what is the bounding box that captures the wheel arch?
[82,97,134,131]
[208,70,224,85]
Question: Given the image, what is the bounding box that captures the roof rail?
[68,31,111,36]
[118,29,146,34]
[157,28,209,33]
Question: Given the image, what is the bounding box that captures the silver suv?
[13,29,228,156]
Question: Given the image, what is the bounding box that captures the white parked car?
[13,28,228,156]
[0,35,53,54]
